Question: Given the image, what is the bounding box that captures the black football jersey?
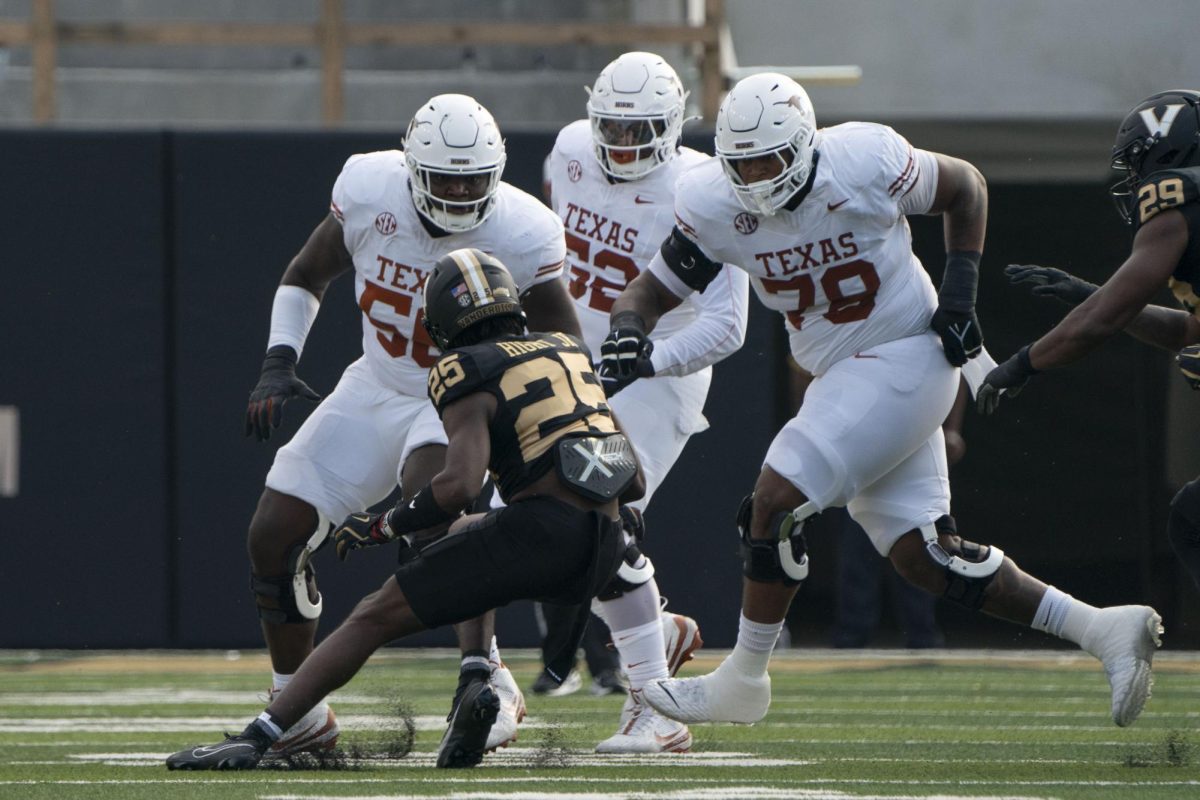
[1133,167,1200,315]
[426,331,618,501]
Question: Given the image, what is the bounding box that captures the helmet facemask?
[719,133,813,217]
[586,51,689,181]
[404,94,507,233]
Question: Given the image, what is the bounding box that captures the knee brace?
[736,493,813,586]
[920,514,1004,610]
[251,512,330,624]
[596,542,655,601]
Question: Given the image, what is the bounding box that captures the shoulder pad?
[1136,167,1200,226]
[427,349,487,413]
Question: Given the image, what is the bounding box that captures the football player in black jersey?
[166,249,644,771]
[981,88,1200,593]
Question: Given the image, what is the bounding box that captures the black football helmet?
[422,248,526,350]
[1110,89,1200,223]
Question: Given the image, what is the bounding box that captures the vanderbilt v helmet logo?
[1139,104,1184,137]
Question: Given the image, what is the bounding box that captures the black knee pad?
[250,543,321,624]
[736,493,810,586]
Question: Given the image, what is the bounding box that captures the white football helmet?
[404,94,507,233]
[714,73,816,216]
[586,52,689,180]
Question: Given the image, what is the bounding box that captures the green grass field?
[1,648,1198,799]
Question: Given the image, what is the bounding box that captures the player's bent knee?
[250,507,332,625]
[913,515,1004,610]
[737,492,814,585]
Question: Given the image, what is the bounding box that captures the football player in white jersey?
[241,94,577,758]
[544,51,749,753]
[605,73,1163,729]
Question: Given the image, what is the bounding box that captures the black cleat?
[166,720,272,771]
[435,680,500,768]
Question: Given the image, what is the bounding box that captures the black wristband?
[939,250,982,313]
[263,344,299,366]
[611,310,648,335]
[387,485,459,534]
[1016,344,1040,376]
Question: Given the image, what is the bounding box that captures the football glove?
[245,345,322,442]
[976,345,1039,415]
[334,510,397,561]
[1005,264,1098,306]
[931,307,984,367]
[599,312,654,395]
[1177,344,1200,390]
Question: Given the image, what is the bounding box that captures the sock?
[609,618,669,691]
[255,712,284,742]
[594,578,661,631]
[271,671,292,693]
[728,612,782,676]
[460,649,490,675]
[1030,586,1098,645]
[488,636,502,671]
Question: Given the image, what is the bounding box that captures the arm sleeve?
[897,148,940,216]
[649,265,750,377]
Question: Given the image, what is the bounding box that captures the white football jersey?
[650,122,940,376]
[547,120,748,375]
[331,151,566,395]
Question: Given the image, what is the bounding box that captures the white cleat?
[595,688,692,754]
[264,691,339,758]
[662,612,703,676]
[1081,605,1164,727]
[485,662,526,751]
[642,658,770,724]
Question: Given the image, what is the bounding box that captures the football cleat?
[485,662,526,751]
[662,611,703,676]
[590,668,629,696]
[436,680,500,768]
[530,667,583,697]
[595,688,692,754]
[1081,605,1163,727]
[642,657,770,724]
[264,690,339,757]
[165,720,272,771]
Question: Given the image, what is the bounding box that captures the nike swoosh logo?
[852,353,878,359]
[634,195,654,204]
[827,198,850,211]
[192,743,250,756]
[626,660,649,669]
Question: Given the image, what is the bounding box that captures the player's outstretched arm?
[245,213,355,441]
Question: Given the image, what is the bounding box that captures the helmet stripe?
[449,248,493,305]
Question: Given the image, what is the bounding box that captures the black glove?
[244,345,322,441]
[1005,264,1098,306]
[976,345,1039,415]
[931,308,984,367]
[334,510,397,561]
[599,311,654,396]
[619,505,645,541]
[933,251,984,367]
[596,358,655,397]
[1178,344,1200,390]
